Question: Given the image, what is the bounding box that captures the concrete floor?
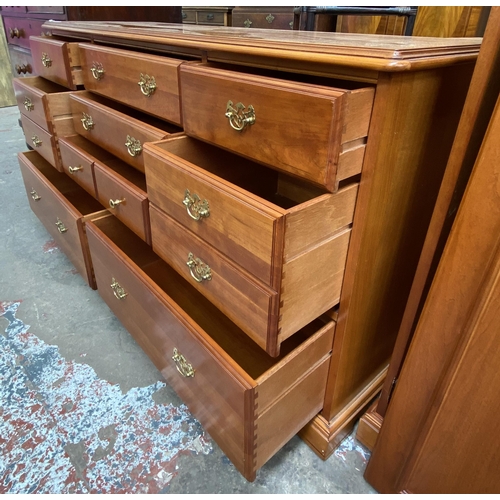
[0,104,377,494]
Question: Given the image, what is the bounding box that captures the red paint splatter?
[0,300,22,316]
[43,240,59,253]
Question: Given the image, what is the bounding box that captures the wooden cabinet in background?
[181,6,233,26]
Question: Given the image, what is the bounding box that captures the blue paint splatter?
[0,301,212,494]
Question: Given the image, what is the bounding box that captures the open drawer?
[144,136,356,355]
[86,215,335,482]
[18,150,108,288]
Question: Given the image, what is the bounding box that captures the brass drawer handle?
[186,252,212,283]
[125,135,142,157]
[31,135,42,147]
[81,112,94,131]
[183,189,210,221]
[55,217,67,233]
[9,27,21,38]
[289,21,294,29]
[138,73,156,97]
[266,14,275,23]
[109,198,125,209]
[30,189,41,201]
[24,97,34,111]
[243,18,252,28]
[90,62,104,80]
[41,52,52,67]
[110,277,127,300]
[225,100,256,132]
[172,348,195,378]
[182,11,187,19]
[206,14,214,20]
[68,165,83,174]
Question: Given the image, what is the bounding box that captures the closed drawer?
[20,114,60,170]
[8,45,34,78]
[13,76,72,132]
[180,63,374,191]
[86,215,335,481]
[196,10,225,25]
[232,8,294,29]
[30,36,83,90]
[78,43,183,125]
[4,17,45,49]
[93,158,151,244]
[181,9,197,23]
[58,135,112,197]
[69,91,180,173]
[145,136,356,355]
[17,151,107,289]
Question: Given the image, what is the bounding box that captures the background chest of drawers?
[12,22,481,481]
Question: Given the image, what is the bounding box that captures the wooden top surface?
[43,21,482,72]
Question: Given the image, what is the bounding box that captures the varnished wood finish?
[86,215,334,481]
[413,6,489,38]
[30,36,82,90]
[365,93,500,495]
[78,43,183,125]
[179,62,372,191]
[3,16,45,49]
[43,21,481,73]
[375,6,500,420]
[145,136,356,355]
[13,76,72,133]
[20,114,59,170]
[232,7,294,30]
[355,399,383,451]
[94,159,151,244]
[69,91,180,173]
[8,45,33,78]
[17,151,106,289]
[181,7,232,27]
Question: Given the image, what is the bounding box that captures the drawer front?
[86,221,251,475]
[30,36,82,90]
[93,162,151,244]
[17,152,90,284]
[144,142,282,286]
[233,11,294,29]
[79,44,182,125]
[196,10,225,25]
[9,45,34,78]
[4,17,45,49]
[181,9,197,23]
[150,204,278,351]
[180,64,354,190]
[20,114,59,170]
[58,136,97,197]
[13,77,47,129]
[70,94,168,173]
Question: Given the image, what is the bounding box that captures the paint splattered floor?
[0,104,377,494]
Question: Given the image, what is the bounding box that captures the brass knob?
[31,135,42,148]
[109,198,125,209]
[138,74,156,97]
[9,27,20,38]
[41,52,52,67]
[182,11,187,19]
[24,97,34,111]
[225,100,256,132]
[172,348,195,378]
[55,217,67,233]
[182,189,210,221]
[30,189,41,201]
[90,62,104,80]
[125,135,142,157]
[186,252,212,283]
[206,14,214,20]
[81,112,94,131]
[68,165,83,174]
[110,277,127,300]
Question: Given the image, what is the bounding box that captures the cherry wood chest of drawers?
[11,22,481,481]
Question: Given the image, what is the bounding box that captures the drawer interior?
[151,136,328,209]
[23,150,104,215]
[92,215,328,379]
[19,75,69,95]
